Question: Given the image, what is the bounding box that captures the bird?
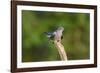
[44,26,64,42]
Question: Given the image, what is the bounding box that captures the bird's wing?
[44,32,55,39]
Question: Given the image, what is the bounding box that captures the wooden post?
[54,40,67,61]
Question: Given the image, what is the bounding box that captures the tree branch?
[54,40,67,61]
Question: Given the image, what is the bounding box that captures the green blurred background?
[22,10,90,62]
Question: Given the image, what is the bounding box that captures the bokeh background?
[22,10,90,62]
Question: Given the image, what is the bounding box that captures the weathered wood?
[54,40,67,60]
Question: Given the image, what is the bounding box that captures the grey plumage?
[44,26,64,42]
